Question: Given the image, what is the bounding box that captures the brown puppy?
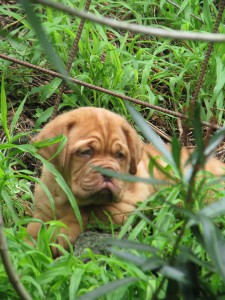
[27,107,225,255]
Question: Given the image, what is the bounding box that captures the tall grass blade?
[34,135,68,162]
[77,277,138,300]
[199,197,225,219]
[160,265,189,284]
[94,166,166,184]
[34,154,83,230]
[69,269,85,300]
[126,103,176,168]
[204,127,225,156]
[1,189,19,223]
[198,215,225,282]
[10,143,83,230]
[19,0,88,104]
[10,95,28,135]
[1,74,10,142]
[107,238,159,253]
[19,0,67,78]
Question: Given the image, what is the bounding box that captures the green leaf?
[108,248,148,267]
[34,134,68,163]
[34,135,65,149]
[142,257,166,272]
[177,0,189,16]
[34,107,54,129]
[160,265,189,284]
[18,0,88,105]
[204,127,225,156]
[33,177,56,219]
[125,103,176,168]
[1,189,19,223]
[22,276,44,298]
[37,224,53,257]
[37,157,83,230]
[203,1,213,31]
[94,166,166,185]
[199,197,225,219]
[10,131,34,144]
[198,215,225,282]
[30,78,62,102]
[1,74,10,142]
[213,58,225,97]
[10,94,28,135]
[69,269,85,300]
[171,136,182,172]
[6,143,83,230]
[19,0,67,78]
[77,277,138,300]
[107,239,159,253]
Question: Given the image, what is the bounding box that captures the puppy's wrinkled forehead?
[68,109,127,149]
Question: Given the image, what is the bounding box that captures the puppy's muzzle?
[102,174,112,182]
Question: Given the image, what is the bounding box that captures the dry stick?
[147,121,172,142]
[3,16,26,30]
[0,207,32,300]
[51,0,92,119]
[191,0,225,107]
[34,0,225,42]
[0,53,221,130]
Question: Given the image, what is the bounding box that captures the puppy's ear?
[122,123,143,175]
[35,114,75,170]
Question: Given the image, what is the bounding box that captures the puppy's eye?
[78,148,92,157]
[116,151,125,160]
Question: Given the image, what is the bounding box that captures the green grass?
[1,0,225,299]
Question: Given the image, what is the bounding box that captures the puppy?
[27,107,225,255]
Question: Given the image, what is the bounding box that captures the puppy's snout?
[102,174,112,182]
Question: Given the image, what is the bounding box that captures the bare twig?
[3,16,26,30]
[34,0,225,42]
[0,206,32,300]
[191,0,225,107]
[147,121,172,142]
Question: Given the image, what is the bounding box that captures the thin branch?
[33,0,225,42]
[147,121,172,142]
[0,206,32,300]
[191,0,225,106]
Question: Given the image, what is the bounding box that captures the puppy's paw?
[50,227,79,257]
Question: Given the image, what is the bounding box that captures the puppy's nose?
[103,175,112,182]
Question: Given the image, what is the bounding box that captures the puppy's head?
[36,107,143,205]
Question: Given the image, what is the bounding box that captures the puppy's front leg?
[53,207,91,257]
[92,202,136,225]
[26,207,90,257]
